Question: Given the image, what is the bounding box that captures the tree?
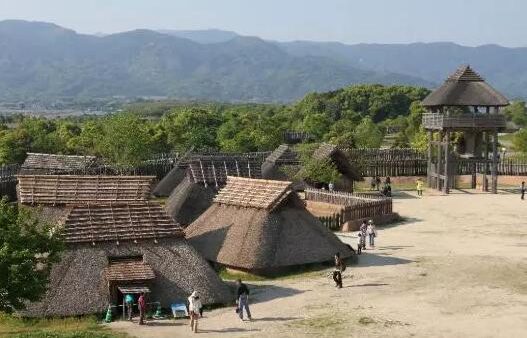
[0,199,63,312]
[353,117,384,148]
[97,113,157,167]
[512,129,527,152]
[299,158,341,185]
[503,101,527,127]
[162,108,221,151]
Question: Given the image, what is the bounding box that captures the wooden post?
[491,131,498,194]
[483,132,489,192]
[427,131,433,187]
[437,132,443,191]
[443,131,450,194]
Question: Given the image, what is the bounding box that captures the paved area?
[108,190,527,337]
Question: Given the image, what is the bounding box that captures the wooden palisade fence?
[0,164,20,201]
[305,188,393,231]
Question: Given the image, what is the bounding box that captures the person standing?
[356,233,363,255]
[416,178,424,197]
[375,176,381,191]
[328,181,334,192]
[332,253,344,288]
[138,293,146,325]
[124,293,134,321]
[521,181,525,200]
[367,220,377,248]
[188,291,202,333]
[236,279,252,321]
[359,220,367,250]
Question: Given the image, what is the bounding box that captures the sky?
[0,0,526,47]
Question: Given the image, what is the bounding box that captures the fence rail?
[305,188,393,231]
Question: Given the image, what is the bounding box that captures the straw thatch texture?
[422,65,509,107]
[261,145,300,181]
[106,258,155,281]
[24,237,232,317]
[152,166,187,197]
[62,202,183,243]
[20,153,98,174]
[164,177,217,226]
[214,176,292,210]
[17,175,154,205]
[186,195,353,273]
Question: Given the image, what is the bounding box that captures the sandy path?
[108,190,527,338]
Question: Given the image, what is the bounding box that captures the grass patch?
[218,263,333,282]
[358,316,376,325]
[287,314,344,331]
[0,314,128,338]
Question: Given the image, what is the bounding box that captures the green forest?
[1,84,527,167]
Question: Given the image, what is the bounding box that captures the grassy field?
[0,314,128,338]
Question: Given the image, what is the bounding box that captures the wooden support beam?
[491,131,498,194]
[443,131,450,194]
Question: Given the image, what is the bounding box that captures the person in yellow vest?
[416,178,424,197]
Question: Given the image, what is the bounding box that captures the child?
[357,232,363,254]
[416,178,423,197]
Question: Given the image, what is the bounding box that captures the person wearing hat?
[188,291,202,333]
[367,220,377,248]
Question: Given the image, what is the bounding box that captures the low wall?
[341,213,400,232]
[363,176,426,186]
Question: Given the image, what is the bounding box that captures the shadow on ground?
[356,252,413,267]
[249,284,306,305]
[200,328,261,333]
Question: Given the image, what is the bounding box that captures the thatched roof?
[20,153,98,174]
[261,144,300,180]
[62,202,182,243]
[23,237,233,317]
[165,176,217,226]
[312,143,362,181]
[214,176,292,210]
[185,178,353,272]
[17,175,154,205]
[422,65,509,107]
[152,166,187,197]
[106,258,155,281]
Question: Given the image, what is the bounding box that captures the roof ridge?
[447,65,484,82]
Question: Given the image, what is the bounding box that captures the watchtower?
[421,65,509,194]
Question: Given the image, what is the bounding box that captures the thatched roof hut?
[20,175,231,317]
[185,176,354,275]
[17,175,154,205]
[20,153,99,175]
[164,176,218,226]
[422,65,509,107]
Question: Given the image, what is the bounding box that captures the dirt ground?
[108,190,527,338]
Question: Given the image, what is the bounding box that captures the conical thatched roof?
[164,176,218,226]
[185,177,353,273]
[422,65,509,107]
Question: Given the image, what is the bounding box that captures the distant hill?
[157,29,239,44]
[0,20,432,103]
[279,41,527,100]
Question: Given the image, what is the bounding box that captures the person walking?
[188,291,202,333]
[124,293,134,321]
[521,181,525,200]
[332,252,344,288]
[375,176,381,191]
[416,178,424,197]
[138,293,146,325]
[367,220,377,248]
[356,233,363,255]
[236,279,252,321]
[359,220,367,250]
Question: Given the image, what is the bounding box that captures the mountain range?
[0,20,526,103]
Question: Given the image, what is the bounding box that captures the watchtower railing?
[422,113,506,130]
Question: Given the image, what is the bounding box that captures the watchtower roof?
[422,65,509,107]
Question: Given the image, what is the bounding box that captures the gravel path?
[108,190,527,337]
